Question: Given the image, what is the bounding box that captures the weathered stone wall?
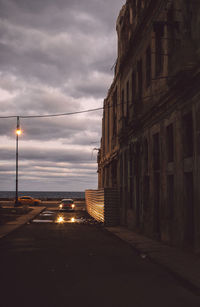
[98,0,200,253]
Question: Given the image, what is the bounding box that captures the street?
[0,205,200,307]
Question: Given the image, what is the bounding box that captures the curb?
[105,226,200,295]
[0,206,46,239]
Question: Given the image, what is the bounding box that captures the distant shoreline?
[0,191,85,201]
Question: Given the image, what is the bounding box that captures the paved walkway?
[106,226,200,293]
[0,206,45,239]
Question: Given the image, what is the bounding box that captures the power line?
[0,107,103,119]
[0,85,181,119]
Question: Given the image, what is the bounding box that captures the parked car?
[58,199,75,211]
[18,196,41,206]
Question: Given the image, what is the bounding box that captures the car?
[18,196,41,206]
[58,199,75,211]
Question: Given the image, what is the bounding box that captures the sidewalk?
[0,206,45,239]
[106,226,200,294]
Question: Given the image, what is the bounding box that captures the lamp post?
[15,116,21,206]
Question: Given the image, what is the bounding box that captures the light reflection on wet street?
[31,207,101,226]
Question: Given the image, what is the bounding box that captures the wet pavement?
[0,206,200,307]
[31,207,101,225]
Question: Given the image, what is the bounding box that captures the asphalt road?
[0,206,200,307]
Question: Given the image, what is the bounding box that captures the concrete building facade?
[98,0,200,252]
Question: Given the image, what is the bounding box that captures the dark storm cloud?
[0,0,123,32]
[0,147,98,191]
[0,145,92,162]
[0,0,124,94]
[0,112,102,144]
[0,0,125,190]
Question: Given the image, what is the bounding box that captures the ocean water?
[0,191,85,200]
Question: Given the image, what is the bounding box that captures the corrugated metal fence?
[85,188,119,226]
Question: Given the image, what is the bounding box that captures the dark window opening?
[154,173,160,235]
[184,172,194,246]
[121,89,125,117]
[167,175,174,218]
[167,4,175,52]
[124,150,128,187]
[144,138,148,173]
[137,59,143,100]
[129,144,134,209]
[154,23,164,76]
[166,123,174,162]
[182,112,193,158]
[196,105,200,155]
[112,89,117,136]
[153,133,160,171]
[111,160,117,188]
[126,80,129,120]
[107,103,110,150]
[146,46,151,87]
[132,71,136,105]
[102,109,105,155]
[143,175,149,210]
[137,0,141,13]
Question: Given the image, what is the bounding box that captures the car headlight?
[72,204,75,209]
[59,204,63,209]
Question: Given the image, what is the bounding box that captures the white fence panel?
[85,188,119,226]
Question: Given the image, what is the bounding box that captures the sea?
[0,191,85,200]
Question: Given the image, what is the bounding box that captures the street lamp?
[15,116,21,206]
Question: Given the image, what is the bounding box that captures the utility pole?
[15,116,21,206]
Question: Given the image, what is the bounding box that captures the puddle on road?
[31,210,55,223]
[30,210,101,225]
[32,219,53,223]
[40,211,54,216]
[40,213,54,217]
[55,215,102,225]
[55,215,78,224]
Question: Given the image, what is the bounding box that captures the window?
[146,46,151,87]
[153,133,160,170]
[111,160,117,187]
[143,176,149,209]
[112,89,117,136]
[166,123,174,162]
[167,4,175,52]
[129,144,134,209]
[184,172,194,246]
[131,71,136,105]
[107,102,110,150]
[154,22,164,75]
[144,138,148,173]
[121,89,125,117]
[137,0,141,14]
[197,105,200,155]
[167,175,174,218]
[126,80,129,119]
[137,59,143,100]
[182,112,193,158]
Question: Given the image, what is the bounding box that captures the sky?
[0,0,125,191]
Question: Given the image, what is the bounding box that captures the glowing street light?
[16,128,21,136]
[15,116,21,206]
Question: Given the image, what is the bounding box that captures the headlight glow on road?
[56,215,65,224]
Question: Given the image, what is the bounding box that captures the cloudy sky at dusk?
[0,0,125,191]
